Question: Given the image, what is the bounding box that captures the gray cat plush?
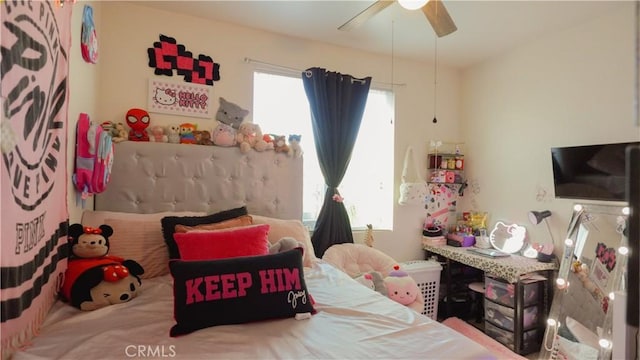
[216,97,249,130]
[354,271,387,296]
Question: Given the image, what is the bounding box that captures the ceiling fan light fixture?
[398,0,429,11]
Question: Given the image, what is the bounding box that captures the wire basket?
[401,260,442,320]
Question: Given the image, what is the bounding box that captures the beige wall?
[460,3,639,252]
[67,1,461,261]
[66,1,637,261]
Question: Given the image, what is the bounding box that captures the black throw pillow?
[169,248,315,337]
[161,206,248,259]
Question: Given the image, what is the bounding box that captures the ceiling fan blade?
[422,0,457,37]
[338,0,394,31]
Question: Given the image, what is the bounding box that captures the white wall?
[66,2,461,262]
[460,3,639,252]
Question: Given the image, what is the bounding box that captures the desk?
[423,244,557,284]
[424,244,558,355]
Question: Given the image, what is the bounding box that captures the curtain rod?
[243,57,406,87]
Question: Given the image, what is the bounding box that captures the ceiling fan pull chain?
[433,36,438,124]
[391,20,395,125]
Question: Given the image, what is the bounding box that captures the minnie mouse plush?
[62,224,144,310]
[68,223,114,259]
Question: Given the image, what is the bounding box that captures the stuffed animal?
[383,265,421,308]
[101,121,127,143]
[125,108,150,142]
[354,271,387,296]
[288,134,303,158]
[269,237,304,254]
[63,223,145,310]
[193,130,203,144]
[149,126,168,143]
[236,122,268,153]
[101,121,115,134]
[263,134,274,150]
[216,97,249,130]
[252,124,270,151]
[196,130,214,146]
[61,257,144,311]
[211,123,237,147]
[68,223,113,259]
[273,135,290,154]
[166,124,181,144]
[179,123,197,144]
[111,122,128,143]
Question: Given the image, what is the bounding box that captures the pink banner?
[1,1,72,358]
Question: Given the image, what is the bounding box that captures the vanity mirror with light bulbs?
[538,203,629,360]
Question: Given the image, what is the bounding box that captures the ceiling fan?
[338,0,457,38]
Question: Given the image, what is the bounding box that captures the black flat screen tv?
[551,141,639,201]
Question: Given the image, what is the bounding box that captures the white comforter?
[14,262,495,360]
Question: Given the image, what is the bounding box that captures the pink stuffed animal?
[149,126,168,143]
[236,123,268,153]
[211,123,237,147]
[383,265,420,307]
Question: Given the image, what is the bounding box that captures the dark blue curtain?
[301,67,372,258]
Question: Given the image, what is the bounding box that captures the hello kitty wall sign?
[147,79,212,118]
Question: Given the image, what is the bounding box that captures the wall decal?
[147,34,220,86]
[1,2,72,358]
[148,79,212,118]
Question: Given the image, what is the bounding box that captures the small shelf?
[427,141,466,194]
[427,170,465,185]
[428,154,464,171]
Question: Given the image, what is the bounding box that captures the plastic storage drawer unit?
[484,276,541,307]
[484,300,539,331]
[401,260,442,320]
[484,322,540,354]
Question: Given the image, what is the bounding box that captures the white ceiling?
[134,0,627,68]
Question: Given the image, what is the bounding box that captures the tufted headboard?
[95,141,303,219]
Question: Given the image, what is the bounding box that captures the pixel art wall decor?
[147,34,220,86]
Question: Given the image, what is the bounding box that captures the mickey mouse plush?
[62,224,145,310]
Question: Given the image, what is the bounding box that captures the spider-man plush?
[126,108,150,141]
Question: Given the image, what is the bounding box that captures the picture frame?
[147,78,213,118]
[590,258,609,292]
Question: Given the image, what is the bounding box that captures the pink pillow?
[173,224,270,261]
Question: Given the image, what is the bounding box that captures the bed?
[14,141,503,359]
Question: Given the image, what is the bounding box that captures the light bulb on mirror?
[598,338,612,349]
[619,246,629,255]
[564,238,574,247]
[573,204,583,211]
[622,206,630,215]
[398,0,428,10]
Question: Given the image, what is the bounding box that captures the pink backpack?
[73,113,113,205]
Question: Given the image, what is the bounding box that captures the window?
[253,71,394,230]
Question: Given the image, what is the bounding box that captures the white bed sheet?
[14,262,495,360]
